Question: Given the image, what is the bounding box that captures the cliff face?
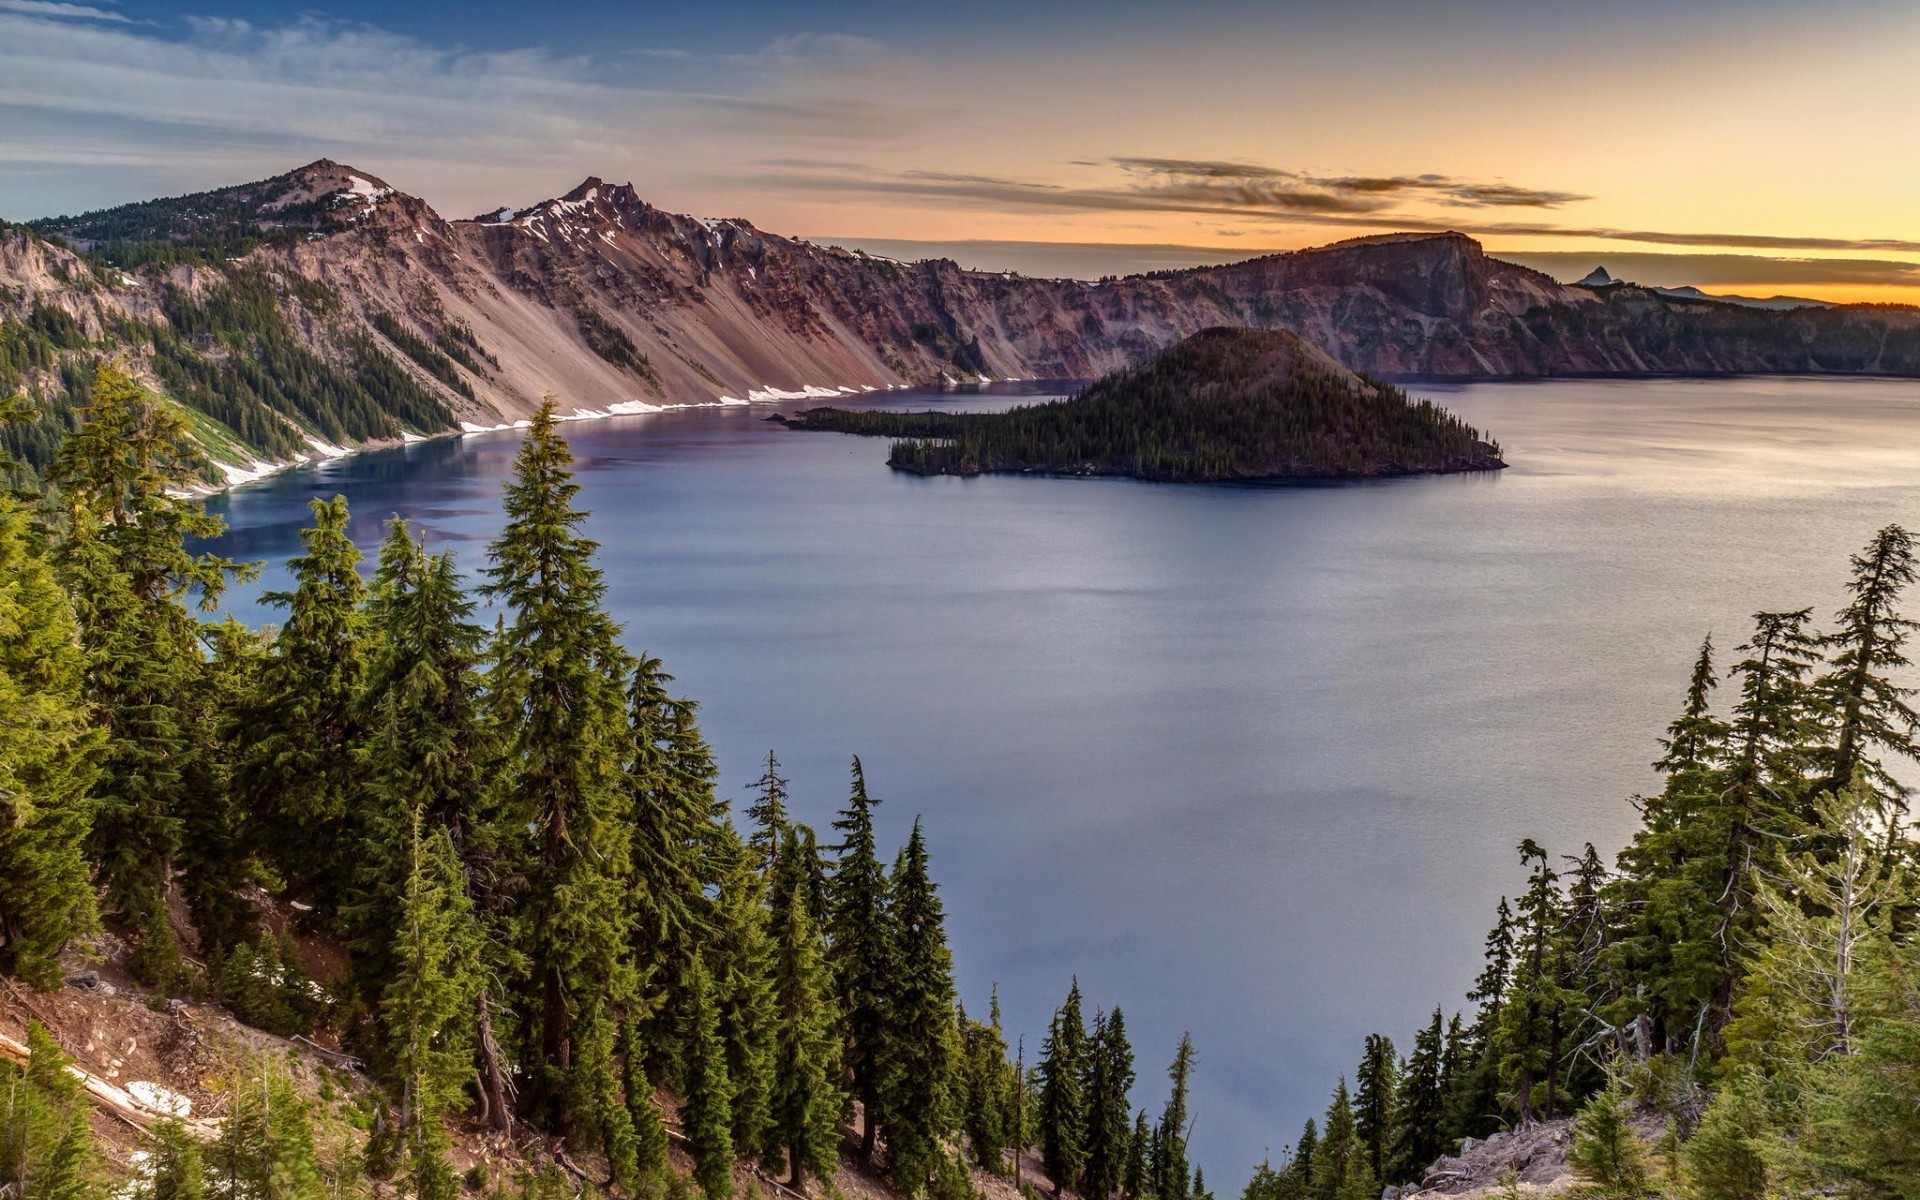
[6,161,1920,477]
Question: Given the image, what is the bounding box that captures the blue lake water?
[205,375,1920,1183]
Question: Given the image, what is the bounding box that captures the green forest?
[0,367,1202,1200]
[1248,527,1920,1200]
[776,329,1503,482]
[7,364,1920,1200]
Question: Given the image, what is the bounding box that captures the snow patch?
[304,435,351,459]
[127,1082,192,1118]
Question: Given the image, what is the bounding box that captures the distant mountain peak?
[1573,265,1618,287]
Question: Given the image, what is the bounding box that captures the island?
[773,327,1507,482]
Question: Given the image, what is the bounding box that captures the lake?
[205,375,1920,1184]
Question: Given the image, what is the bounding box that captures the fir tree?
[212,1067,325,1200]
[709,827,776,1163]
[763,828,842,1189]
[962,989,1013,1173]
[1124,1110,1151,1199]
[881,819,961,1191]
[1389,1011,1446,1183]
[1153,1033,1195,1200]
[1817,524,1919,804]
[1350,1034,1396,1185]
[1038,980,1089,1196]
[482,399,637,1137]
[683,958,735,1200]
[746,751,789,873]
[232,493,367,911]
[827,757,895,1168]
[1289,1121,1316,1191]
[50,365,248,948]
[1306,1080,1355,1200]
[1566,1074,1647,1197]
[0,1023,99,1200]
[1082,1007,1136,1200]
[1498,840,1574,1125]
[137,1122,208,1200]
[1682,1069,1767,1200]
[0,495,98,990]
[383,812,484,1200]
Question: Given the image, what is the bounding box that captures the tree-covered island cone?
[775,326,1506,482]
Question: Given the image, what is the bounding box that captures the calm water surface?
[206,376,1920,1182]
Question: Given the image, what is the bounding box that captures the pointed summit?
[1573,265,1619,287]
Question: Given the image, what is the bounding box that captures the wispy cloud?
[0,0,134,22]
[763,160,1920,254]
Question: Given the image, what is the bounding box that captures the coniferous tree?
[383,812,484,1200]
[50,365,248,950]
[137,1122,209,1200]
[1350,1035,1396,1185]
[0,496,98,990]
[882,818,961,1190]
[1447,898,1514,1140]
[1124,1110,1152,1200]
[1683,1070,1768,1200]
[1306,1080,1356,1200]
[1289,1121,1316,1193]
[1390,1011,1446,1183]
[232,494,367,911]
[1153,1033,1195,1200]
[1817,524,1918,804]
[827,757,895,1168]
[763,828,842,1189]
[1082,1008,1136,1200]
[682,958,735,1200]
[962,989,1013,1172]
[1566,1074,1647,1197]
[212,1067,324,1200]
[746,751,789,873]
[709,826,776,1163]
[482,398,636,1139]
[1498,841,1573,1125]
[0,1023,99,1200]
[1038,980,1089,1196]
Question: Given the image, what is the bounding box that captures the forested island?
[774,328,1505,483]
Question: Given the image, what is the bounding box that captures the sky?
[2,0,1917,300]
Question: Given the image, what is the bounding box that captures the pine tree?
[881,818,961,1191]
[137,1122,208,1200]
[1306,1080,1356,1200]
[683,958,735,1200]
[962,989,1013,1172]
[746,751,789,873]
[1124,1110,1151,1199]
[232,494,367,912]
[1682,1069,1767,1200]
[1389,1011,1445,1184]
[1082,1007,1136,1200]
[1446,896,1514,1141]
[0,495,99,990]
[709,827,776,1163]
[1350,1034,1396,1185]
[827,757,895,1168]
[763,828,843,1189]
[383,813,484,1200]
[482,399,637,1137]
[50,366,248,951]
[1817,524,1918,804]
[1038,980,1089,1196]
[1289,1120,1316,1192]
[1566,1074,1647,1197]
[1498,841,1574,1125]
[0,1023,99,1200]
[212,1067,325,1200]
[1153,1033,1195,1200]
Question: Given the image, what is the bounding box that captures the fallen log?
[0,1029,222,1141]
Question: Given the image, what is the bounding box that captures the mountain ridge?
[6,160,1920,482]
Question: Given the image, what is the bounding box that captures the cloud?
[0,0,133,21]
[763,160,1920,255]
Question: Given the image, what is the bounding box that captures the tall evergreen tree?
[1038,980,1090,1196]
[49,365,248,948]
[1350,1035,1396,1185]
[827,756,895,1168]
[709,826,776,1162]
[1082,1007,1136,1200]
[1817,524,1918,804]
[1153,1033,1195,1200]
[763,828,843,1189]
[1497,840,1573,1125]
[1446,897,1514,1141]
[0,1023,99,1200]
[1288,1120,1317,1193]
[482,399,636,1138]
[682,958,735,1200]
[383,812,484,1200]
[746,751,790,873]
[962,989,1013,1172]
[0,495,99,990]
[1306,1080,1356,1200]
[231,494,367,911]
[1390,1012,1446,1183]
[211,1068,324,1200]
[1124,1110,1152,1200]
[881,818,961,1190]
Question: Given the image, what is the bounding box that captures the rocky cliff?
[5,160,1918,479]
